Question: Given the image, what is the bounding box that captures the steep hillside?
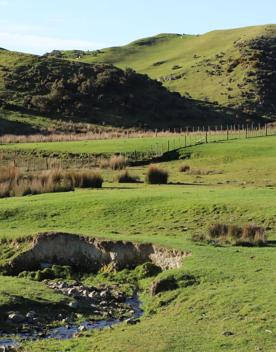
[55,25,276,119]
[0,52,247,132]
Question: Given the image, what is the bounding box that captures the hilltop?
[0,24,276,134]
[55,24,276,120]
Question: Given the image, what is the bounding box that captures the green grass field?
[0,136,276,351]
[0,135,189,155]
[1,128,272,156]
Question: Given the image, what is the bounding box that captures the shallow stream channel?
[0,233,190,350]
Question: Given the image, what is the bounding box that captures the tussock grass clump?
[109,155,128,170]
[117,170,140,183]
[0,165,20,183]
[0,166,104,198]
[99,158,110,169]
[68,170,103,189]
[146,165,168,184]
[0,182,11,198]
[198,222,267,246]
[241,224,267,245]
[208,223,228,239]
[228,224,243,240]
[179,164,190,173]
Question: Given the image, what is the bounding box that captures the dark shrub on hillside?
[4,57,205,128]
[146,165,168,184]
[117,170,140,183]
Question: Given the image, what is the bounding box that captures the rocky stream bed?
[0,280,143,351]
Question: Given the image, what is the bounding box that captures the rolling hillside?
[0,49,239,132]
[0,24,275,134]
[55,25,276,119]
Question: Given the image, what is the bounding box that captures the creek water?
[0,295,143,349]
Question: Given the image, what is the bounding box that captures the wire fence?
[129,123,276,159]
[0,124,276,171]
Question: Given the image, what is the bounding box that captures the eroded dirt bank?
[7,232,191,274]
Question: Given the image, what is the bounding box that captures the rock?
[0,345,19,352]
[26,311,37,319]
[82,290,89,297]
[68,288,79,296]
[150,277,178,296]
[125,318,140,325]
[88,291,96,299]
[68,301,79,309]
[8,313,25,323]
[78,325,87,332]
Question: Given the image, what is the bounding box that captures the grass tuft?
[117,170,140,183]
[146,165,168,184]
[109,155,128,170]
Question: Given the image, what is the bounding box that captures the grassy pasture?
[0,136,275,351]
[0,127,274,156]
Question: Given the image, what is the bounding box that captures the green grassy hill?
[57,24,276,119]
[0,24,275,134]
[0,49,236,133]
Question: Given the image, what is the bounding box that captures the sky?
[0,0,275,54]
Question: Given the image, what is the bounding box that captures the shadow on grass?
[168,182,212,186]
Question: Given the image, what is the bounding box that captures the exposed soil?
[7,232,191,275]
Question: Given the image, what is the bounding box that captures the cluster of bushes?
[3,57,198,127]
[193,223,267,246]
[0,166,103,198]
[100,156,169,185]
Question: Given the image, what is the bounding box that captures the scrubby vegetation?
[146,165,169,184]
[192,222,267,246]
[18,265,74,282]
[117,170,140,183]
[0,166,103,198]
[0,56,214,129]
[109,155,128,170]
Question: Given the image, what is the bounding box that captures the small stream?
[0,295,143,349]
